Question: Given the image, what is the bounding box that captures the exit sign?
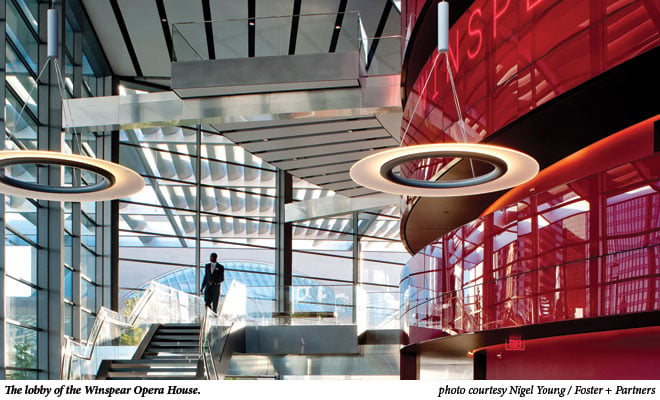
[505,335,525,351]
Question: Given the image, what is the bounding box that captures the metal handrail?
[61,281,202,379]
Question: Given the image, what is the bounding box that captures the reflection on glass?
[64,303,73,337]
[82,215,96,248]
[81,246,96,281]
[81,310,95,340]
[81,278,96,312]
[82,54,96,97]
[6,323,38,371]
[401,154,660,336]
[5,90,38,150]
[64,266,73,301]
[6,0,38,73]
[5,276,37,327]
[6,44,37,116]
[5,234,36,284]
[65,18,74,55]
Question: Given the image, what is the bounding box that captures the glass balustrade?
[62,280,401,379]
[61,281,206,379]
[171,12,401,77]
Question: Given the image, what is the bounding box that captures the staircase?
[97,323,203,380]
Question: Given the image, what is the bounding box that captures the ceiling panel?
[305,172,352,185]
[255,0,295,56]
[335,187,378,197]
[323,180,363,191]
[210,115,352,133]
[241,128,391,152]
[290,161,357,177]
[259,137,396,161]
[211,0,249,59]
[81,0,402,197]
[274,148,382,170]
[164,0,206,60]
[118,0,171,76]
[83,0,401,78]
[297,0,341,54]
[82,0,136,75]
[223,117,379,142]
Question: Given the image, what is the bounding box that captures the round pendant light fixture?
[0,8,145,202]
[0,151,144,202]
[349,143,539,197]
[349,2,539,198]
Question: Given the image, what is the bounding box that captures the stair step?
[109,366,197,373]
[148,342,198,347]
[148,341,199,347]
[159,323,201,329]
[144,349,199,355]
[113,358,197,365]
[106,376,195,380]
[156,329,201,335]
[109,360,197,371]
[142,351,199,361]
[152,335,199,341]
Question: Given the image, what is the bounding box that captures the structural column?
[276,170,292,314]
[37,1,65,379]
[352,212,360,324]
[0,0,6,380]
[70,29,84,341]
[195,125,202,296]
[110,76,121,312]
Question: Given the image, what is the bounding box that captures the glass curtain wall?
[118,132,410,324]
[4,0,39,379]
[2,0,112,379]
[118,125,277,312]
[359,207,409,328]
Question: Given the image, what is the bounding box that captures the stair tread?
[142,351,199,360]
[156,330,200,336]
[152,335,198,340]
[159,324,200,329]
[109,367,197,373]
[106,376,195,380]
[149,341,199,346]
[143,350,199,355]
[112,359,197,365]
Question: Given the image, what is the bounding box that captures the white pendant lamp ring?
[0,151,144,202]
[350,143,539,197]
[381,148,508,189]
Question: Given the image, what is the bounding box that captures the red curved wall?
[483,326,660,379]
[400,120,660,344]
[400,0,660,183]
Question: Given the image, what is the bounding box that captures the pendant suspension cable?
[8,60,51,149]
[445,51,475,177]
[399,51,441,147]
[53,58,82,154]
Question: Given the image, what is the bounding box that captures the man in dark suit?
[201,252,224,313]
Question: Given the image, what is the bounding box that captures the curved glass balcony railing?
[400,152,660,342]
